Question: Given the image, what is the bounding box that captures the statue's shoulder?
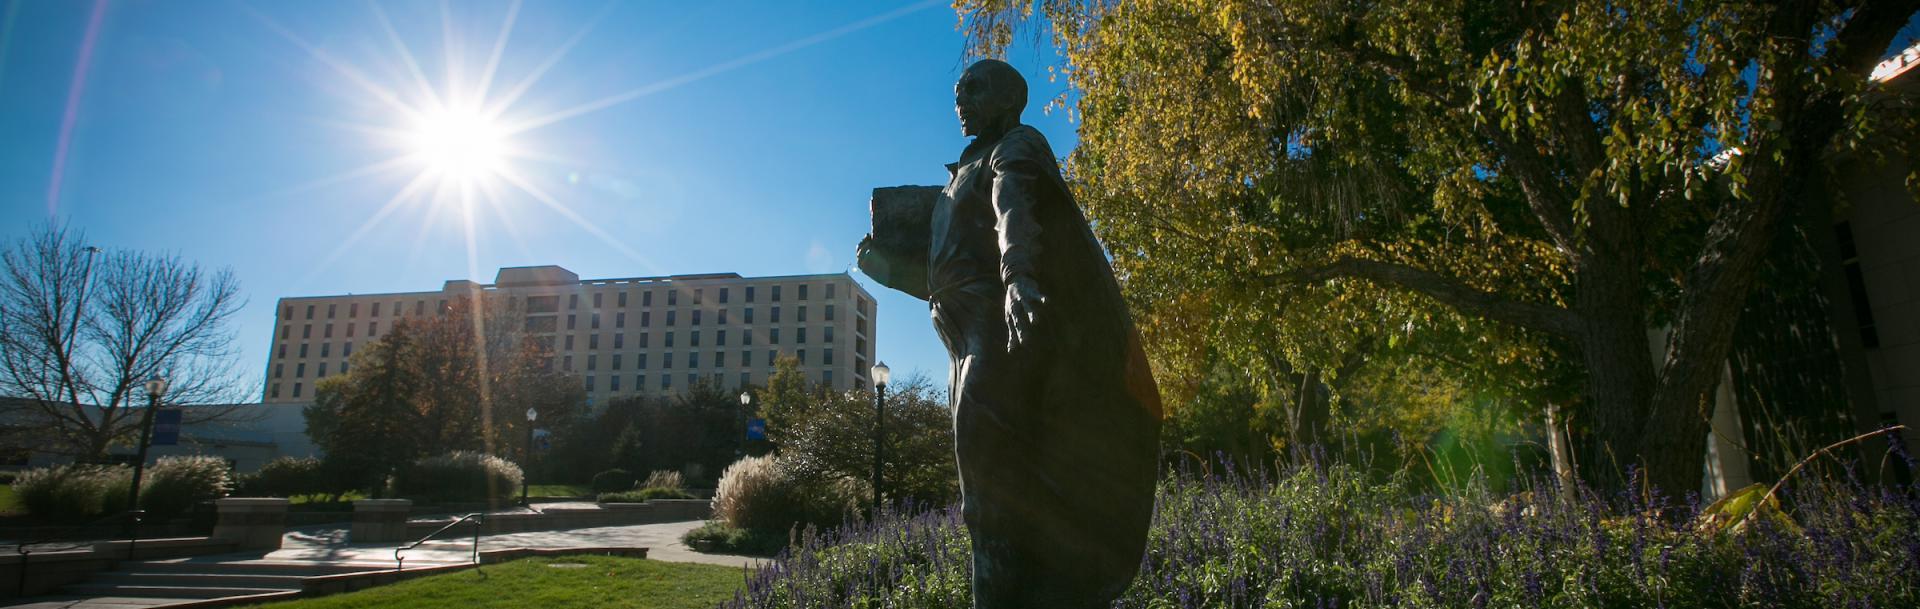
[989,124,1058,168]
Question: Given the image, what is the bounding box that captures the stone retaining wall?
[402,499,712,539]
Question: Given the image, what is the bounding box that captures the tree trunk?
[1572,263,1658,493]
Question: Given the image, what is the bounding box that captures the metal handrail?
[393,513,484,571]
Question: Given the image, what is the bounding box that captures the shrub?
[682,520,791,556]
[392,451,524,504]
[139,455,232,518]
[591,468,637,493]
[722,462,1920,609]
[642,469,684,491]
[598,487,695,503]
[0,471,18,485]
[243,456,322,498]
[712,455,862,534]
[13,464,133,521]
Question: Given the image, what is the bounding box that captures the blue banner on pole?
[151,409,183,446]
[746,418,767,441]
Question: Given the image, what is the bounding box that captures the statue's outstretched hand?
[1006,275,1046,351]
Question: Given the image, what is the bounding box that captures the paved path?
[273,518,763,569]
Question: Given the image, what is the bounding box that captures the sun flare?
[406,106,511,184]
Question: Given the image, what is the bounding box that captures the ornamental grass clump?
[138,455,232,518]
[725,459,1920,609]
[393,451,524,504]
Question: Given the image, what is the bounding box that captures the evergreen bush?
[590,468,637,493]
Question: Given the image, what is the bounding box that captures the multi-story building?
[261,265,878,404]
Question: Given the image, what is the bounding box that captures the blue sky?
[0,0,1083,395]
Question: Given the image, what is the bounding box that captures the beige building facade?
[262,266,878,405]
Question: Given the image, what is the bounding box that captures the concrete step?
[92,571,310,588]
[121,559,405,576]
[59,583,294,599]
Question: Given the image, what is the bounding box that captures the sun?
[406,105,511,184]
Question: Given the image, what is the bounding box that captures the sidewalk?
[273,517,762,569]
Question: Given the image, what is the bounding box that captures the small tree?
[0,223,250,460]
[779,375,958,507]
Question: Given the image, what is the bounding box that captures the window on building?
[823,370,832,386]
[745,307,754,324]
[570,294,579,309]
[283,306,294,320]
[585,376,595,391]
[270,383,280,399]
[746,286,756,302]
[719,287,730,303]
[691,330,701,347]
[527,296,557,313]
[341,361,349,373]
[318,362,329,377]
[324,324,333,338]
[281,325,290,339]
[825,327,835,343]
[740,372,751,387]
[823,348,833,365]
[772,306,781,323]
[799,284,809,300]
[688,373,698,386]
[718,309,729,324]
[667,310,677,326]
[563,355,573,371]
[799,306,809,322]
[715,351,726,367]
[437,299,446,314]
[664,352,674,369]
[306,305,315,319]
[741,350,752,367]
[593,293,603,308]
[772,285,782,301]
[592,312,602,329]
[297,363,306,377]
[797,327,807,343]
[568,314,577,330]
[369,321,378,335]
[565,335,575,350]
[662,375,671,390]
[744,329,754,346]
[326,304,335,319]
[275,364,284,378]
[770,328,780,344]
[826,305,835,321]
[643,291,654,306]
[612,353,623,370]
[638,353,649,369]
[293,382,302,398]
[610,374,621,391]
[641,311,651,327]
[717,329,727,346]
[797,349,806,364]
[349,303,358,317]
[689,352,699,369]
[618,292,628,307]
[694,288,703,305]
[768,349,777,366]
[372,302,382,317]
[347,322,356,338]
[668,290,678,306]
[303,325,312,339]
[614,333,624,349]
[278,345,287,358]
[320,343,331,357]
[693,310,702,325]
[666,331,675,348]
[593,334,604,349]
[827,283,836,299]
[640,332,650,348]
[616,312,625,328]
[299,344,309,357]
[344,342,353,357]
[638,374,647,389]
[587,355,597,371]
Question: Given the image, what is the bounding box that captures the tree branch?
[1265,258,1581,339]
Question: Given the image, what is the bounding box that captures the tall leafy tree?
[957,0,1919,494]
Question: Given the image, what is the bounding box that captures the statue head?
[955,59,1027,137]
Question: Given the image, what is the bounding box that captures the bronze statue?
[857,59,1162,609]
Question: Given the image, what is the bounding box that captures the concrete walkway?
[1,519,762,608]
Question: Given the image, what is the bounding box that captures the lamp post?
[869,362,890,512]
[128,376,168,532]
[738,391,752,457]
[522,407,538,506]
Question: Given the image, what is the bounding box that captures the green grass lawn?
[526,484,591,498]
[248,556,742,609]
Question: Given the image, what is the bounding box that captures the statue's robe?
[858,124,1162,609]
